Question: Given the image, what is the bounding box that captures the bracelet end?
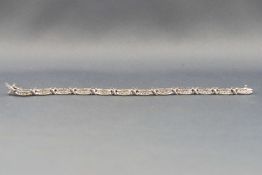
[5,83,19,95]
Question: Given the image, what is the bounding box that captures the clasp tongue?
[244,85,253,94]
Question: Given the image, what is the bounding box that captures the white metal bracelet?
[6,83,253,96]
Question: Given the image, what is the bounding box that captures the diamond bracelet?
[6,83,253,97]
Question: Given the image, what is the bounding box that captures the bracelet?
[6,83,253,96]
